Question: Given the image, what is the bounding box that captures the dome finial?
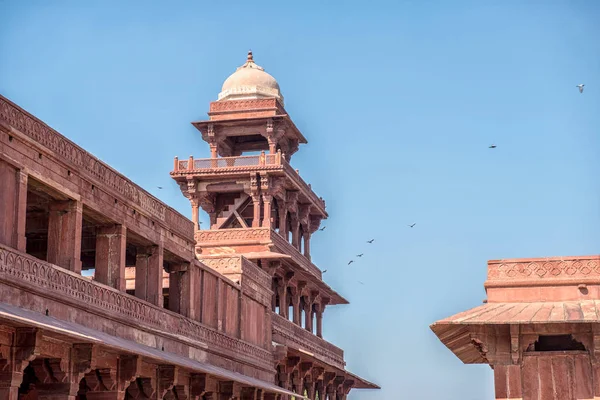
[247,50,253,62]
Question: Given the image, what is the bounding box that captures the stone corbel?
[322,371,336,388]
[118,355,142,394]
[510,325,520,365]
[157,365,178,398]
[190,373,219,398]
[219,381,242,399]
[286,192,299,213]
[298,204,310,227]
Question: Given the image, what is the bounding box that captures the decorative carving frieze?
[487,257,600,282]
[0,244,272,370]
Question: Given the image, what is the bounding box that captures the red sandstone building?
[0,52,379,399]
[432,256,600,399]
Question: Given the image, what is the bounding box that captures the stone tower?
[431,255,600,399]
[171,52,379,399]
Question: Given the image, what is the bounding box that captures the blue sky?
[1,1,599,398]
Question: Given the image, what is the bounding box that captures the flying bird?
[357,254,364,257]
[358,281,364,285]
[319,226,326,231]
[367,239,375,244]
[347,260,354,265]
[409,223,416,228]
[577,84,585,93]
[489,144,497,149]
[157,186,163,189]
[322,269,327,273]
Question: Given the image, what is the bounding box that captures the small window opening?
[531,335,586,352]
[132,209,136,215]
[67,170,71,176]
[8,135,13,142]
[38,153,42,159]
[114,199,118,204]
[91,184,95,192]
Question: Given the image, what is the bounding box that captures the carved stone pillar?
[134,245,164,307]
[180,262,200,320]
[262,194,273,228]
[252,195,262,228]
[277,283,287,319]
[95,224,126,291]
[303,298,312,332]
[278,202,287,237]
[290,216,299,248]
[0,163,27,252]
[168,263,189,314]
[303,231,311,260]
[47,200,83,273]
[316,304,324,338]
[291,289,300,326]
[191,197,200,231]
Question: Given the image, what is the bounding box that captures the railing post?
[276,149,282,165]
[188,155,194,171]
[259,151,266,166]
[174,156,179,171]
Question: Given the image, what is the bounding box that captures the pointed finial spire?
[247,50,253,62]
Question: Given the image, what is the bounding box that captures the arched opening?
[312,304,317,334]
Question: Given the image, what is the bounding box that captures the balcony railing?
[0,243,272,370]
[172,153,326,212]
[272,313,345,369]
[195,228,322,279]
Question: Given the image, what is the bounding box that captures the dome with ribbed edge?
[217,51,284,106]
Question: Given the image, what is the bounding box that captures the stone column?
[304,300,313,333]
[180,262,200,321]
[262,194,272,228]
[494,364,522,400]
[0,163,27,252]
[191,198,200,231]
[277,283,287,319]
[168,266,184,314]
[252,195,261,228]
[94,224,126,291]
[47,200,83,273]
[291,290,301,326]
[303,231,311,259]
[316,305,324,338]
[135,245,164,307]
[278,202,287,236]
[290,216,299,248]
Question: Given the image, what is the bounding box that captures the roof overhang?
[0,302,308,399]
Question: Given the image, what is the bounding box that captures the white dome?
[217,51,284,105]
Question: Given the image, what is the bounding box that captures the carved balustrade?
[0,243,273,371]
[195,228,322,279]
[272,313,345,369]
[171,153,325,213]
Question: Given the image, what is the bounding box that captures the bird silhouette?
[357,254,364,257]
[319,226,326,231]
[489,144,497,149]
[367,239,375,244]
[409,223,416,228]
[577,84,585,93]
[347,260,354,265]
[358,281,364,285]
[157,186,163,189]
[322,269,327,273]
